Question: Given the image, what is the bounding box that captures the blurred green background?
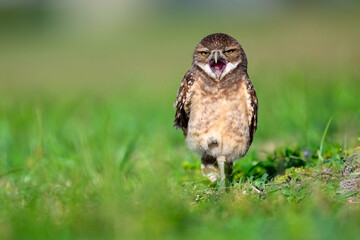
[0,0,360,239]
[1,0,359,146]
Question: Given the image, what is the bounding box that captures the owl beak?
[214,52,218,64]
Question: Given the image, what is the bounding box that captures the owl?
[173,33,258,185]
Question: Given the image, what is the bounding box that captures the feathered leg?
[217,156,226,188]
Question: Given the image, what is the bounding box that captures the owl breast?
[186,79,251,162]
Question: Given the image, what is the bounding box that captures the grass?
[0,86,359,239]
[1,6,360,240]
[318,116,333,162]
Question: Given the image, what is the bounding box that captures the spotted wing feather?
[173,70,195,136]
[245,77,258,144]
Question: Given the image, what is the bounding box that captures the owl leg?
[225,161,233,177]
[201,155,220,183]
[217,156,226,188]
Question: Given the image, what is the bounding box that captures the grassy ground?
[1,7,360,239]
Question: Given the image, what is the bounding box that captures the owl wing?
[173,70,195,136]
[245,77,258,144]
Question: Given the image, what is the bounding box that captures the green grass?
[1,6,360,240]
[0,88,359,239]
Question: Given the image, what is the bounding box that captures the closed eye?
[224,49,235,54]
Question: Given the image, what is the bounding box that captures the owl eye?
[200,51,210,56]
[224,49,235,54]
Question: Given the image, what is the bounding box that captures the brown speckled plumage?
[174,33,258,184]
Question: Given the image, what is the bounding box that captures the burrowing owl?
[174,33,258,185]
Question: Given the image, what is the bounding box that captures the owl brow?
[225,48,237,52]
[198,48,209,52]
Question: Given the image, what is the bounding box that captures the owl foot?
[201,154,220,183]
[201,164,220,183]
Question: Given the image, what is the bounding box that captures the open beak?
[209,51,226,78]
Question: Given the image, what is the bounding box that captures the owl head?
[193,33,247,80]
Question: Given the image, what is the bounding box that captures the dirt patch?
[338,150,360,203]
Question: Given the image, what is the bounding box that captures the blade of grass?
[318,116,333,162]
